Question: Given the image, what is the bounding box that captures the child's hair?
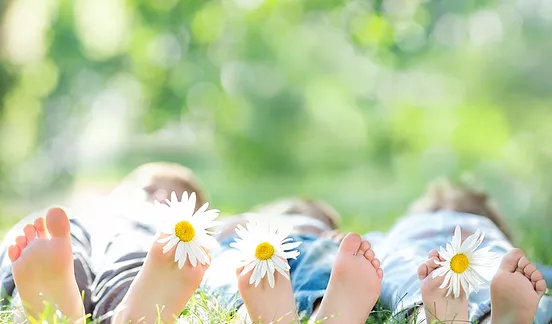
[111,162,206,207]
[255,197,341,229]
[408,179,514,241]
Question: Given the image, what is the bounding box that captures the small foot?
[490,248,546,324]
[10,208,85,323]
[312,233,383,324]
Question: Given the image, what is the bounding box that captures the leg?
[417,249,468,323]
[112,232,208,324]
[311,233,383,324]
[490,248,546,324]
[237,261,299,323]
[9,208,85,323]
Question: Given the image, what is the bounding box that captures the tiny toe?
[45,208,71,238]
[517,256,530,271]
[426,257,440,270]
[417,264,429,280]
[371,258,380,269]
[523,264,537,280]
[499,248,525,272]
[23,225,37,241]
[364,249,375,261]
[15,236,27,249]
[428,249,439,259]
[377,268,384,279]
[7,245,20,262]
[339,233,362,254]
[357,240,371,255]
[535,278,547,296]
[530,269,543,283]
[33,217,48,238]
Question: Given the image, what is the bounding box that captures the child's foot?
[114,234,209,323]
[418,249,468,323]
[490,248,546,324]
[8,208,85,323]
[237,260,298,323]
[312,233,383,324]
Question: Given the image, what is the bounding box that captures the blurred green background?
[0,0,551,262]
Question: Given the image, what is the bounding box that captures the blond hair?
[112,162,206,207]
[255,197,341,229]
[408,179,514,241]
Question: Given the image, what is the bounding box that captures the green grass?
[0,293,415,324]
[1,277,550,324]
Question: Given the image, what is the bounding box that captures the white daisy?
[432,225,498,299]
[230,218,302,288]
[156,191,221,268]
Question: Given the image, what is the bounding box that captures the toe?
[535,278,547,296]
[7,245,20,262]
[357,240,371,255]
[522,264,537,280]
[499,248,525,273]
[15,236,27,250]
[517,256,530,271]
[371,258,380,269]
[417,264,429,280]
[377,268,384,279]
[339,233,362,255]
[33,217,49,239]
[530,269,543,284]
[426,257,440,270]
[364,249,375,261]
[23,225,37,242]
[45,208,71,238]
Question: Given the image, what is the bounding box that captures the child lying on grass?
[365,180,552,324]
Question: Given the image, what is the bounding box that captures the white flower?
[230,218,302,288]
[432,226,498,299]
[156,191,221,268]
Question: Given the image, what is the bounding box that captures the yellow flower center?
[450,253,469,273]
[174,221,195,242]
[255,242,275,260]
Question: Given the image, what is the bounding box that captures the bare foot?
[490,248,547,324]
[113,233,209,323]
[311,233,383,324]
[8,208,85,323]
[237,261,298,323]
[418,249,468,323]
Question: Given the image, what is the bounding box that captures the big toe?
[339,233,362,254]
[45,208,71,238]
[499,248,525,272]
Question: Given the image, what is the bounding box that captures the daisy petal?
[162,236,180,254]
[452,226,461,248]
[240,260,259,276]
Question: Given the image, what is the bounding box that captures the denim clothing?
[374,211,552,324]
[201,232,338,319]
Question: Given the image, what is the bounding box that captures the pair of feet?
[418,248,547,323]
[9,208,384,324]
